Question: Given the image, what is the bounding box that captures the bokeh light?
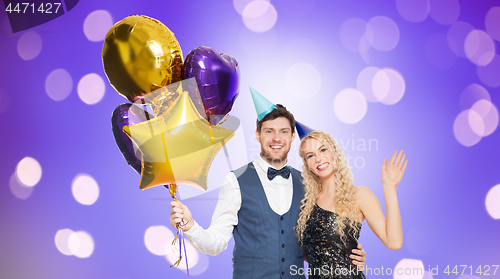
[485,7,500,42]
[365,16,400,51]
[339,18,367,52]
[467,108,485,138]
[453,110,482,147]
[333,88,367,124]
[16,157,42,187]
[485,184,500,219]
[477,54,500,88]
[393,259,425,279]
[233,0,269,15]
[464,30,495,66]
[17,31,42,61]
[77,73,105,105]
[83,10,113,42]
[470,99,498,137]
[9,173,34,200]
[45,69,73,101]
[396,0,430,23]
[357,66,381,103]
[459,84,490,112]
[144,226,172,256]
[68,231,95,258]
[242,1,277,33]
[447,21,474,58]
[425,33,457,69]
[375,68,406,105]
[55,229,74,256]
[71,174,99,206]
[429,0,460,25]
[284,63,321,100]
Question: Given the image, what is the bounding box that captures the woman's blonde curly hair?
[294,130,362,245]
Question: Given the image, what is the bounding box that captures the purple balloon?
[182,46,240,125]
[111,103,153,174]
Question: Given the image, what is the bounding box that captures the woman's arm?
[358,150,407,250]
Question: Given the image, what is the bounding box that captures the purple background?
[1,0,499,278]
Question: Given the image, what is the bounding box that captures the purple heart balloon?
[111,103,153,174]
[182,46,240,125]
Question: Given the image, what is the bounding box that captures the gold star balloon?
[123,91,235,191]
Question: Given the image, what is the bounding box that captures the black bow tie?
[267,166,291,180]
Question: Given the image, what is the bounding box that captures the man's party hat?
[249,86,277,121]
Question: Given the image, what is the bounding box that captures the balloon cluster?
[103,15,240,271]
[104,15,240,191]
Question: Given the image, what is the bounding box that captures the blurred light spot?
[365,16,400,51]
[422,270,434,279]
[284,63,321,100]
[83,10,113,42]
[166,235,200,272]
[239,27,277,56]
[396,0,430,23]
[471,100,498,137]
[68,231,94,258]
[425,33,457,69]
[242,1,277,33]
[447,21,474,58]
[0,87,9,114]
[394,259,425,279]
[145,226,173,256]
[429,0,460,25]
[333,88,367,124]
[339,18,367,52]
[485,184,500,219]
[9,173,34,200]
[453,110,482,147]
[77,73,105,105]
[459,84,490,111]
[233,0,269,15]
[17,31,42,60]
[45,69,73,101]
[376,68,406,105]
[357,66,381,103]
[16,157,42,187]
[55,229,74,256]
[477,54,500,88]
[285,38,320,63]
[467,109,485,138]
[72,173,99,205]
[406,226,436,255]
[485,7,500,41]
[464,30,495,66]
[372,69,390,102]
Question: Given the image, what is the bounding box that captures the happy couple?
[170,91,407,279]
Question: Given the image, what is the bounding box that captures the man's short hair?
[256,104,295,134]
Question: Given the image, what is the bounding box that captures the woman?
[295,131,407,279]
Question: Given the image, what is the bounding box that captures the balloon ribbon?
[165,184,190,275]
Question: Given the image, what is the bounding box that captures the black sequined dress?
[302,204,366,279]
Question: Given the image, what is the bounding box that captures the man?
[170,104,366,278]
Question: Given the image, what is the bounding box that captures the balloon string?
[166,184,189,274]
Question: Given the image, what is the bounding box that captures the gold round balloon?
[102,15,183,102]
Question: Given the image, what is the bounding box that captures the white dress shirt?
[183,155,294,256]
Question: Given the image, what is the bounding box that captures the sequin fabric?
[302,204,366,279]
